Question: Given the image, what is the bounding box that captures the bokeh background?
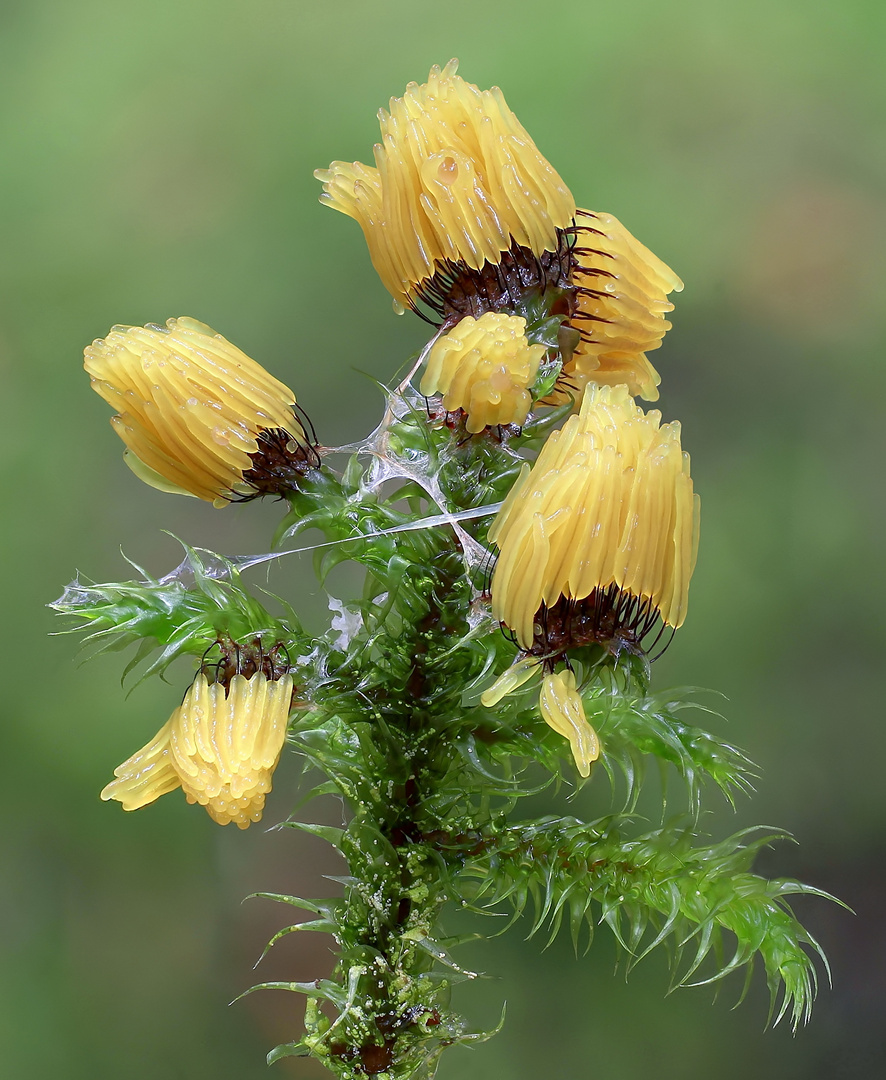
[2,1,884,1076]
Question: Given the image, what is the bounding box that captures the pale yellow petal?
[480,656,541,707]
[100,719,182,811]
[538,671,599,777]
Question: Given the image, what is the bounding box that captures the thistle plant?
[54,60,837,1080]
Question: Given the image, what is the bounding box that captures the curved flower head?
[84,317,318,506]
[421,312,546,432]
[550,210,683,403]
[101,670,293,829]
[315,59,575,314]
[489,383,699,653]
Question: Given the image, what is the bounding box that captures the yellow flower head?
[489,383,699,654]
[552,210,684,403]
[84,317,318,507]
[420,312,546,432]
[101,670,293,829]
[315,60,575,314]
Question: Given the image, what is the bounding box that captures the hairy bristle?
[531,587,665,659]
[412,231,576,322]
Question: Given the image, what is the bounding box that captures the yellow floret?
[169,673,292,828]
[100,672,293,829]
[550,210,683,403]
[99,720,182,811]
[538,670,600,777]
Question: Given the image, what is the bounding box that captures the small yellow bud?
[421,313,546,432]
[479,656,540,708]
[538,670,599,777]
[84,317,316,505]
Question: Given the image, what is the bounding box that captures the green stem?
[290,485,479,1077]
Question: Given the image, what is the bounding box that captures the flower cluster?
[65,60,832,1072]
[318,61,696,775]
[82,61,696,798]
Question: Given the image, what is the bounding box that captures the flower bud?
[551,210,683,403]
[489,383,699,655]
[479,655,539,708]
[101,670,293,829]
[538,670,599,777]
[421,312,546,432]
[316,60,575,314]
[84,317,317,506]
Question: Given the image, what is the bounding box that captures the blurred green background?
[2,0,884,1076]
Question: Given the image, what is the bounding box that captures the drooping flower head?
[489,382,699,656]
[420,312,547,432]
[84,317,319,507]
[315,60,576,318]
[101,640,294,828]
[482,383,697,775]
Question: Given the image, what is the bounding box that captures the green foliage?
[53,415,837,1074]
[458,817,836,1030]
[51,543,306,682]
[586,673,757,815]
